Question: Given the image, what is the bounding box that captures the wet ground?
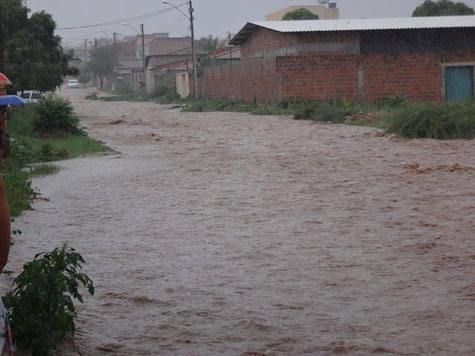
[4,88,475,355]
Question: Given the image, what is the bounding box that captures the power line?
[61,22,190,46]
[58,2,188,31]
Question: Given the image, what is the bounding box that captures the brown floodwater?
[3,88,474,355]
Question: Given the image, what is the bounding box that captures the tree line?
[0,0,77,94]
[283,0,474,20]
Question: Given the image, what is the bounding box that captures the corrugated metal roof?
[231,16,475,45]
[208,46,241,60]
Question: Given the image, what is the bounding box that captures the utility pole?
[113,32,117,66]
[228,32,233,62]
[228,31,233,99]
[141,24,145,75]
[84,39,88,65]
[189,0,198,98]
[162,0,197,98]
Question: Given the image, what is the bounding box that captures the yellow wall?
[176,72,190,98]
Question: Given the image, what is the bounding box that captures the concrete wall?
[156,70,179,92]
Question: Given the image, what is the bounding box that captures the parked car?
[67,79,79,88]
[18,90,42,104]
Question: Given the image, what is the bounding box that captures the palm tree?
[199,35,226,52]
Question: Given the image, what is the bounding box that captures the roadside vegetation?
[87,88,474,140]
[2,95,110,217]
[1,96,103,355]
[385,100,475,139]
[1,2,100,354]
[3,244,94,356]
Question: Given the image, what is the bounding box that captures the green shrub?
[294,101,318,121]
[294,100,356,123]
[3,244,94,356]
[85,93,99,100]
[2,169,36,217]
[150,84,169,98]
[7,139,34,168]
[386,100,475,139]
[101,93,147,102]
[155,89,180,104]
[181,98,258,112]
[8,106,38,137]
[378,93,409,108]
[33,95,83,135]
[115,82,133,95]
[36,143,68,162]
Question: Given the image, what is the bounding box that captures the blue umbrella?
[0,95,27,106]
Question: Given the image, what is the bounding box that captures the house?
[266,5,339,21]
[146,45,241,97]
[108,34,203,92]
[145,57,193,94]
[195,16,475,103]
[145,37,204,73]
[108,40,145,91]
[144,37,206,93]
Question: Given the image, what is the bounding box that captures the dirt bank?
[4,88,475,355]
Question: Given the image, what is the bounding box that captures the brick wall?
[196,25,475,103]
[360,52,441,102]
[276,51,444,102]
[297,31,360,44]
[198,57,279,102]
[197,49,475,103]
[276,54,360,101]
[240,27,297,58]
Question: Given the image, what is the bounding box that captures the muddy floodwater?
[4,88,475,355]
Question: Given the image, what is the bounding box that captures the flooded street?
[5,88,475,355]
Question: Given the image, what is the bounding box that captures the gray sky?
[25,0,475,45]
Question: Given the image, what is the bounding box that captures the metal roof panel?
[231,16,475,45]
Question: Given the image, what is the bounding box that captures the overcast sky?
[25,0,475,45]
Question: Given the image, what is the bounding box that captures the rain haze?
[26,0,475,44]
[3,0,475,355]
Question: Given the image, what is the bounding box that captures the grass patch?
[3,105,111,217]
[181,98,258,113]
[100,93,148,102]
[3,168,36,218]
[21,136,111,159]
[385,100,475,139]
[85,93,99,100]
[29,164,60,177]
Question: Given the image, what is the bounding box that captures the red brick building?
[197,16,475,103]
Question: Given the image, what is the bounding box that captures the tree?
[85,46,114,89]
[78,69,91,86]
[282,8,319,21]
[412,0,474,16]
[0,0,78,93]
[199,35,226,52]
